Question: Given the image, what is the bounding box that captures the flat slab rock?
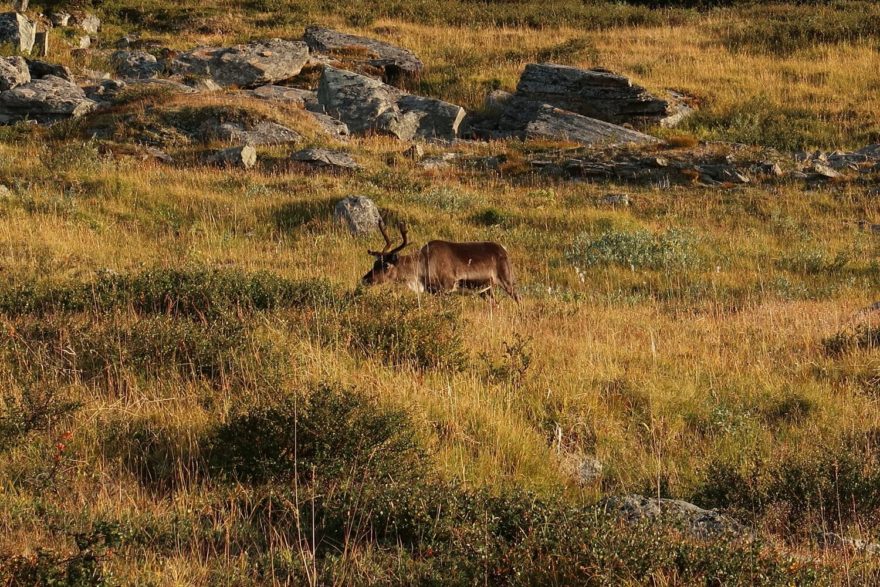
[172,39,309,88]
[600,495,742,538]
[291,147,359,170]
[210,121,302,146]
[111,50,164,79]
[248,85,316,107]
[316,65,465,141]
[304,25,422,85]
[489,92,657,147]
[0,75,96,124]
[516,64,670,126]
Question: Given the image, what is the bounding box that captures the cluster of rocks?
[0,56,93,123]
[504,142,880,187]
[0,8,100,56]
[467,63,694,147]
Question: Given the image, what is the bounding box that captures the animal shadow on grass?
[271,198,336,233]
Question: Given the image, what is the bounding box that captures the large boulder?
[0,56,29,91]
[316,65,464,140]
[111,50,164,79]
[71,13,101,35]
[334,196,381,235]
[303,25,423,85]
[516,64,670,126]
[0,75,96,123]
[493,92,657,147]
[172,39,309,88]
[0,12,35,54]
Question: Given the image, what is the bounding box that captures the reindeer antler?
[368,219,409,257]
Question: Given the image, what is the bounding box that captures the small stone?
[0,56,30,91]
[576,455,603,483]
[403,144,424,160]
[601,193,630,206]
[73,13,100,35]
[78,36,90,49]
[34,31,48,57]
[207,145,257,169]
[111,50,164,79]
[49,12,71,27]
[334,196,381,235]
[420,157,450,171]
[812,162,841,179]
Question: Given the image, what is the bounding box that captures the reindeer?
[361,220,520,303]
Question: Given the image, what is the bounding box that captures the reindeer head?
[361,219,409,286]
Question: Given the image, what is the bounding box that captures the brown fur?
[362,240,520,302]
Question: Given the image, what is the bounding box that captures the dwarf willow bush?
[566,228,700,271]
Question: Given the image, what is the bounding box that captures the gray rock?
[83,78,126,102]
[420,157,450,171]
[495,93,658,147]
[334,196,381,235]
[27,59,72,81]
[304,25,423,85]
[0,75,96,123]
[34,31,48,57]
[812,162,841,179]
[72,13,100,35]
[317,65,465,140]
[0,12,36,54]
[111,50,164,79]
[207,145,257,169]
[248,84,315,106]
[172,39,309,88]
[601,193,630,206]
[291,147,359,171]
[12,0,28,12]
[575,455,603,483]
[77,36,90,50]
[0,56,29,91]
[516,64,669,126]
[210,121,302,146]
[601,495,742,538]
[49,12,71,27]
[185,78,222,92]
[304,110,350,141]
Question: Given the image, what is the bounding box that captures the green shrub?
[778,246,849,275]
[694,440,880,531]
[207,385,426,487]
[567,228,699,271]
[471,207,509,227]
[346,293,467,370]
[0,268,339,319]
[1,315,282,388]
[0,385,80,453]
[823,325,880,356]
[681,95,843,151]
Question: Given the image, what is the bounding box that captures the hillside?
[0,0,879,584]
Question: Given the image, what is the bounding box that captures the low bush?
[567,228,700,271]
[0,385,80,453]
[694,439,880,532]
[1,315,282,388]
[207,385,426,487]
[346,293,467,370]
[0,267,339,319]
[823,325,880,356]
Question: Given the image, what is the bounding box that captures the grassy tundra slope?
[0,0,879,584]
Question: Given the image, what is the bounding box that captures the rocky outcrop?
[316,65,465,140]
[600,495,742,539]
[334,196,381,235]
[0,12,35,54]
[0,75,96,123]
[172,39,309,88]
[516,64,670,126]
[304,110,350,141]
[111,50,164,79]
[304,25,423,85]
[482,91,657,147]
[291,148,359,171]
[71,13,100,35]
[0,56,29,91]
